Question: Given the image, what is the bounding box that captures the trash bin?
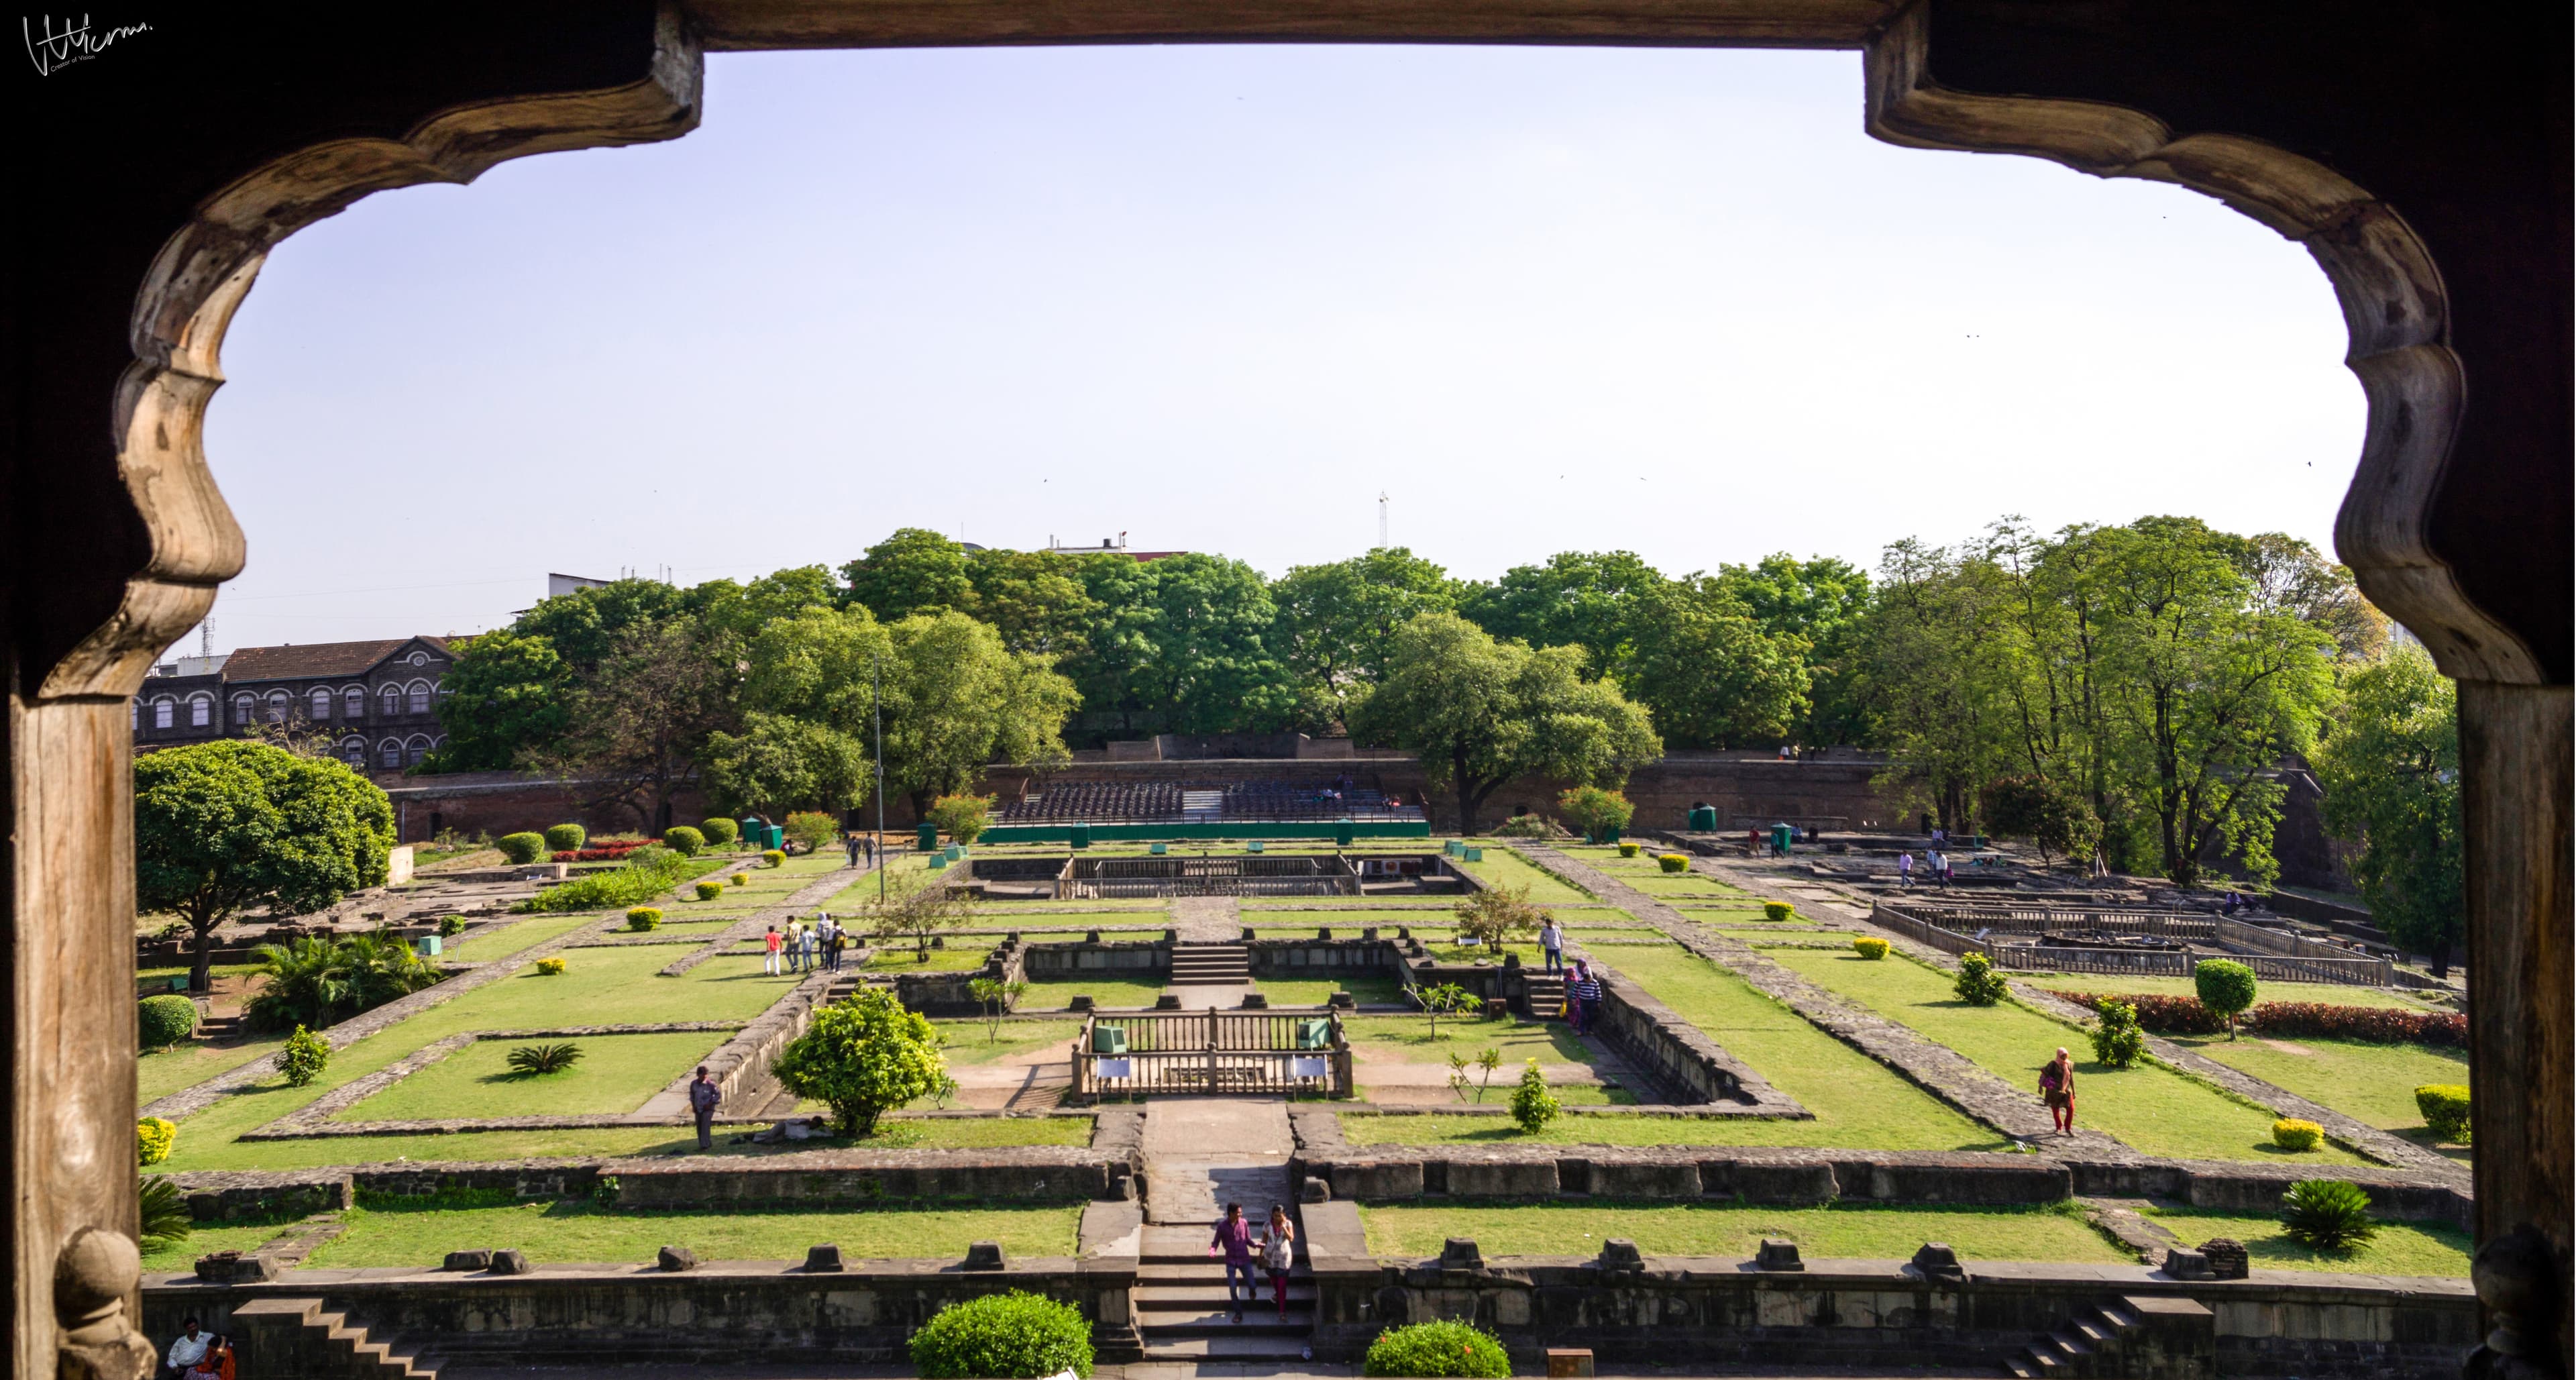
[1092,1024,1128,1055]
[927,853,949,871]
[1069,822,1091,850]
[1770,822,1795,855]
[1247,840,1265,853]
[737,818,763,846]
[1336,817,1355,847]
[414,934,441,958]
[945,845,963,862]
[916,822,938,853]
[1444,840,1463,857]
[1689,805,1719,832]
[1464,847,1483,862]
[1149,842,1167,855]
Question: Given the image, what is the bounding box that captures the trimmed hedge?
[1364,1320,1511,1379]
[694,881,724,900]
[1615,842,1642,859]
[701,816,741,846]
[2045,991,2467,1046]
[2272,1118,2324,1152]
[543,823,587,852]
[1851,937,1889,960]
[496,832,549,865]
[730,873,748,886]
[1762,900,1795,921]
[909,1291,1093,1379]
[2415,1084,2471,1141]
[663,826,706,857]
[1657,853,1689,873]
[535,957,567,975]
[139,994,199,1050]
[137,1117,177,1167]
[626,908,662,932]
[761,849,786,868]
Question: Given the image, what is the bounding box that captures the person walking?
[1567,961,1603,1035]
[845,832,862,867]
[1927,848,1947,889]
[1538,917,1565,974]
[1210,1202,1256,1323]
[688,1065,722,1151]
[824,920,846,973]
[1941,851,1957,887]
[763,925,783,976]
[2039,1047,2076,1136]
[1260,1204,1297,1322]
[784,920,805,975]
[801,920,819,973]
[1897,851,1915,888]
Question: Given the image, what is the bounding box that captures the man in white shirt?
[164,1319,213,1377]
[1538,918,1564,973]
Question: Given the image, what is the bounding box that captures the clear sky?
[195,44,2363,655]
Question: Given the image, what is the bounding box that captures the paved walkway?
[1140,1098,1295,1225]
[1171,896,1242,941]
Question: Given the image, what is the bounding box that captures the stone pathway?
[1170,896,1242,942]
[1140,1098,1295,1225]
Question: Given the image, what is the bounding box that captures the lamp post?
[874,649,888,904]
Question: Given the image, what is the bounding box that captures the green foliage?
[771,988,949,1137]
[1851,937,1889,961]
[908,1290,1095,1380]
[1417,982,1479,1041]
[1981,775,2102,870]
[427,626,570,771]
[496,832,549,864]
[506,1043,584,1076]
[784,810,841,853]
[1492,814,1563,839]
[140,1175,192,1248]
[1763,901,1795,921]
[437,914,469,937]
[1616,841,1641,858]
[843,527,977,622]
[1952,951,2009,1006]
[761,849,786,868]
[2312,645,2465,975]
[1352,613,1660,833]
[1450,884,1545,951]
[1271,547,1464,729]
[968,976,1029,1042]
[1510,1059,1561,1134]
[534,957,568,975]
[136,739,394,986]
[926,795,992,845]
[2279,1179,2377,1251]
[869,883,977,960]
[2195,960,2259,1037]
[1657,853,1688,873]
[137,1117,177,1167]
[280,1025,331,1087]
[731,872,748,886]
[700,816,741,845]
[2089,1000,2145,1068]
[1364,1320,1512,1379]
[522,847,698,912]
[663,825,706,856]
[1447,1046,1504,1103]
[1460,549,1668,684]
[694,881,723,900]
[2414,1084,2472,1142]
[626,908,662,931]
[244,934,441,1032]
[1623,575,1812,749]
[2272,1118,2324,1152]
[543,823,587,852]
[1063,551,1299,738]
[138,994,199,1050]
[1556,786,1635,843]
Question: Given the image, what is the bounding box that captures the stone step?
[1140,1335,1315,1362]
[1136,1282,1317,1307]
[1140,1308,1315,1333]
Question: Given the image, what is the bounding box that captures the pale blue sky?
[197,44,2361,653]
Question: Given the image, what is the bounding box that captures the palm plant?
[2279,1179,2377,1252]
[506,1043,584,1076]
[245,933,441,1032]
[140,1175,192,1250]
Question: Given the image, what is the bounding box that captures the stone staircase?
[1522,971,1567,1018]
[1133,1222,1313,1362]
[1169,943,1251,986]
[2002,1297,2143,1378]
[229,1297,437,1377]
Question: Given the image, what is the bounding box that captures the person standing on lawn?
[763,924,783,976]
[689,1065,722,1151]
[1538,917,1565,973]
[2039,1047,2076,1136]
[1210,1202,1256,1323]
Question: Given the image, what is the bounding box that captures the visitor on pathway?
[1539,918,1564,973]
[1927,849,1948,888]
[2040,1047,2076,1136]
[845,833,863,867]
[1261,1204,1297,1321]
[164,1319,214,1378]
[763,925,783,975]
[1211,1202,1256,1323]
[1568,961,1603,1034]
[800,920,818,973]
[824,920,847,972]
[1897,852,1914,887]
[689,1065,722,1150]
[1942,852,1957,886]
[1746,826,1762,857]
[787,920,808,974]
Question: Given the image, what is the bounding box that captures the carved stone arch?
[1861,3,2532,684]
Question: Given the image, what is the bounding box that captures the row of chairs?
[997,782,1184,822]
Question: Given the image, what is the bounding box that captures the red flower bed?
[553,840,655,863]
[2047,990,2465,1047]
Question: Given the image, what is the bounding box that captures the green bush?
[521,847,700,913]
[138,994,199,1050]
[2272,1118,2324,1152]
[136,1117,176,1167]
[1657,853,1688,873]
[543,823,586,852]
[694,881,724,900]
[1762,900,1795,922]
[730,872,748,886]
[700,816,741,846]
[496,832,549,865]
[2279,1179,2377,1251]
[2089,999,2145,1068]
[1953,951,2010,1006]
[507,1043,583,1075]
[2194,959,2259,1039]
[437,914,469,937]
[140,1175,191,1249]
[1616,841,1642,858]
[1493,814,1561,839]
[280,1025,331,1087]
[244,933,442,1032]
[2415,1084,2472,1142]
[761,849,786,868]
[925,796,991,846]
[1851,937,1888,960]
[626,908,662,931]
[1557,785,1634,843]
[909,1290,1093,1380]
[663,826,706,857]
[771,988,949,1136]
[534,956,567,975]
[1364,1320,1511,1379]
[1510,1058,1560,1134]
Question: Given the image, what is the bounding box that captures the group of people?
[1210,1202,1299,1322]
[762,915,851,975]
[844,831,879,868]
[1536,918,1605,1033]
[1894,849,1956,888]
[163,1320,231,1379]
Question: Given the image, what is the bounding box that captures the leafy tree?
[1128,553,1299,734]
[702,711,873,819]
[1351,613,1661,834]
[280,1025,332,1087]
[1271,547,1462,727]
[1847,537,2021,834]
[967,547,1099,657]
[427,629,568,770]
[1446,1046,1504,1103]
[784,811,841,853]
[694,564,842,640]
[1714,553,1875,745]
[926,794,993,843]
[1459,550,1670,683]
[243,933,441,1032]
[884,612,1079,816]
[136,741,395,991]
[526,615,741,833]
[968,976,1028,1042]
[842,527,976,621]
[1451,884,1546,951]
[1982,775,2101,870]
[1509,1058,1561,1134]
[2311,644,2464,975]
[2089,998,2145,1068]
[1555,786,1634,843]
[770,988,949,1136]
[1415,981,1477,1041]
[1623,578,1810,749]
[517,576,696,669]
[705,604,895,816]
[2195,958,2259,1039]
[1952,951,2008,1006]
[2225,532,2389,663]
[869,880,977,961]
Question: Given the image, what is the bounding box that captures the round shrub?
[437,914,468,937]
[761,849,786,868]
[495,832,549,865]
[1364,1320,1511,1379]
[908,1290,1094,1379]
[1851,937,1889,960]
[136,1117,176,1167]
[2088,999,2145,1069]
[138,994,199,1050]
[1616,841,1642,859]
[1762,900,1795,922]
[626,908,662,932]
[1657,853,1689,873]
[730,873,749,886]
[2194,959,2259,1038]
[662,825,706,857]
[534,957,567,975]
[694,881,724,900]
[280,1025,331,1087]
[543,823,587,853]
[1953,951,2010,1006]
[1510,1058,1560,1134]
[700,816,740,846]
[2272,1118,2324,1152]
[2415,1084,2472,1143]
[2279,1178,2377,1251]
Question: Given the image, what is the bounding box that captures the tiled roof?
[220,637,449,683]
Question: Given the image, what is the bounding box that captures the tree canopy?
[2312,643,2463,973]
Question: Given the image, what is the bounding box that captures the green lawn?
[1024,976,1170,1010]
[1456,849,1592,904]
[1621,875,1745,898]
[2166,1033,2469,1142]
[2032,975,2442,1012]
[1261,973,1408,1007]
[306,1196,1084,1267]
[934,1020,1083,1066]
[817,855,940,911]
[1344,1014,1593,1067]
[2141,1207,2471,1276]
[140,1219,303,1273]
[155,1116,1089,1173]
[859,947,991,973]
[445,912,601,961]
[335,1030,732,1121]
[140,1034,288,1106]
[1361,1201,2126,1264]
[1771,949,2372,1166]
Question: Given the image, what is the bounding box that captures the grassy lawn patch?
[2141,1207,2470,1276]
[1772,949,2371,1166]
[2167,1034,2469,1140]
[307,1196,1083,1267]
[859,947,991,973]
[1621,875,1743,898]
[446,913,600,961]
[140,1034,287,1106]
[141,1219,303,1273]
[2032,974,2442,1012]
[335,1030,731,1121]
[818,855,938,911]
[1360,1200,2125,1264]
[934,1020,1083,1066]
[1456,849,1591,904]
[1261,973,1408,1007]
[1024,976,1169,1010]
[1344,1014,1592,1067]
[154,1116,1089,1173]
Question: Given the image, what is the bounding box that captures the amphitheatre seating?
[996,782,1183,824]
[994,779,1426,825]
[1221,782,1416,821]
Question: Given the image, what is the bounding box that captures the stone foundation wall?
[1587,966,1803,1111]
[1248,938,1407,982]
[608,1145,1133,1206]
[1022,939,1169,982]
[1294,1144,2070,1206]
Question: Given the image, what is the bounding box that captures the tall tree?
[1847,538,2021,831]
[841,527,975,621]
[136,741,394,990]
[2312,644,2464,974]
[1714,553,1874,745]
[1623,578,1810,749]
[1460,550,1670,684]
[429,629,568,770]
[1351,612,1661,833]
[1061,553,1297,737]
[966,547,1100,657]
[525,615,741,832]
[1270,547,1462,729]
[882,611,1080,815]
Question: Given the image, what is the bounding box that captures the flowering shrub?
[553,843,656,863]
[535,957,567,975]
[1616,841,1642,858]
[1763,900,1795,921]
[2272,1118,2324,1152]
[761,849,786,868]
[626,908,661,931]
[694,881,723,900]
[137,1117,177,1166]
[1852,937,1889,960]
[2045,992,2466,1046]
[1364,1320,1510,1379]
[1658,853,1690,873]
[2415,1084,2471,1141]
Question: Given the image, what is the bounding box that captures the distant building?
[1041,533,1185,562]
[131,635,457,772]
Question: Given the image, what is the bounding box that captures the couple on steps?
[1210,1202,1296,1323]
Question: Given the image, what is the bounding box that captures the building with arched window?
[130,636,455,771]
